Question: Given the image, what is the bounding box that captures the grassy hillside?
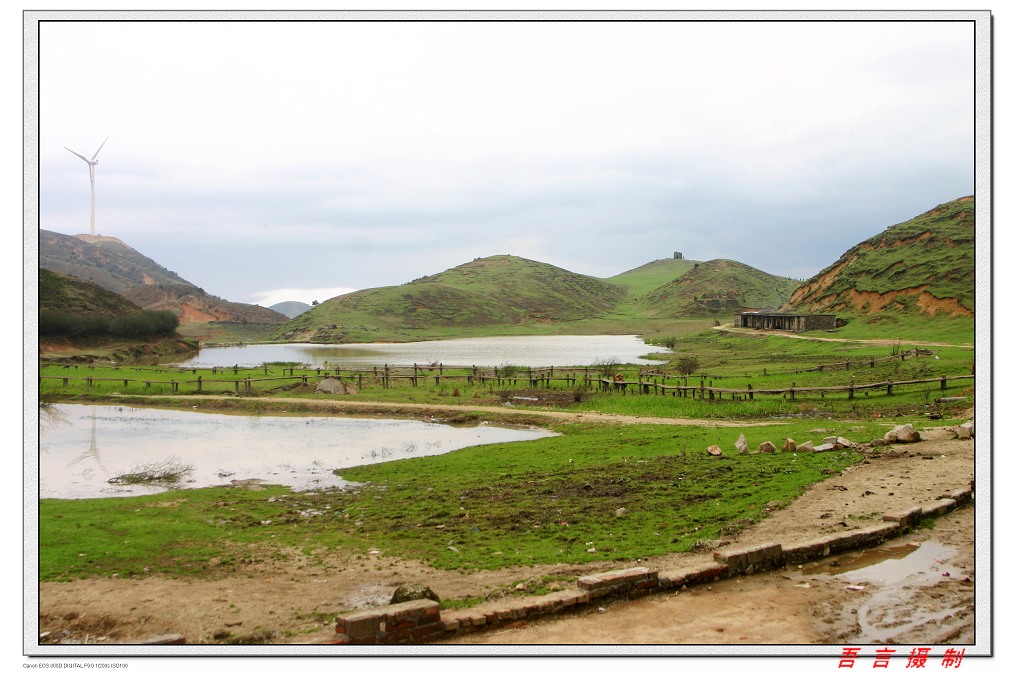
[277,255,629,342]
[786,196,974,317]
[39,268,144,318]
[607,257,700,296]
[642,259,800,317]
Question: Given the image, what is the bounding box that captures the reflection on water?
[808,541,963,644]
[38,405,556,500]
[180,335,670,368]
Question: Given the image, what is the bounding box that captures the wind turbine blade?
[91,136,109,161]
[64,147,90,162]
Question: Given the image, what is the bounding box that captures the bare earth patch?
[37,427,976,648]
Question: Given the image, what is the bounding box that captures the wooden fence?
[40,367,974,402]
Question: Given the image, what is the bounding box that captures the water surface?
[38,404,555,500]
[180,335,669,369]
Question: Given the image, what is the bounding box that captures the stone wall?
[325,487,973,645]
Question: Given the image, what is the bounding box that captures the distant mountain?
[641,259,800,317]
[269,301,313,318]
[784,196,974,317]
[39,230,288,324]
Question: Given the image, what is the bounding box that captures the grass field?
[36,319,977,586]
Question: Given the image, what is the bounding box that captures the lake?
[179,334,669,368]
[38,405,557,500]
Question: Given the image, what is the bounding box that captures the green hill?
[642,259,800,317]
[784,196,974,317]
[38,268,184,346]
[607,258,700,296]
[277,255,629,342]
[39,268,144,318]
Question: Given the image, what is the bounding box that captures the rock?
[690,539,729,552]
[390,582,440,604]
[885,424,920,443]
[813,443,836,452]
[315,378,358,395]
[782,438,796,452]
[955,424,973,440]
[836,436,856,448]
[797,440,815,452]
[707,445,723,456]
[869,438,889,447]
[959,420,975,438]
[735,434,749,454]
[614,507,627,517]
[758,441,777,454]
[137,634,186,645]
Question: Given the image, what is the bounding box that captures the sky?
[32,13,979,309]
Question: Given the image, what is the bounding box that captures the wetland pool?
[38,404,556,500]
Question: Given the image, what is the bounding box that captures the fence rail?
[40,370,974,401]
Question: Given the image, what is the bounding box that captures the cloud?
[35,17,977,304]
[251,287,359,308]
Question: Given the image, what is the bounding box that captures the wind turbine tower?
[64,137,109,236]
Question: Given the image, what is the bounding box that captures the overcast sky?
[33,14,978,307]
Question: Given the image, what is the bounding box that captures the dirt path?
[107,393,782,428]
[37,425,976,648]
[714,324,974,349]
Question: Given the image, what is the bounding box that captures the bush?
[39,310,178,339]
[675,356,701,375]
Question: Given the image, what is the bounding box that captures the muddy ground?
[36,423,978,651]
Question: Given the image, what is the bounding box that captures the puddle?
[807,541,964,643]
[800,544,923,576]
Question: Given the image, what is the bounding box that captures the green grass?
[40,420,892,580]
[37,318,976,587]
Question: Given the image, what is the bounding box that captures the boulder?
[390,582,440,605]
[757,441,777,454]
[735,434,749,455]
[885,424,920,443]
[959,420,975,439]
[316,378,358,395]
[796,440,815,452]
[782,438,796,453]
[706,445,723,456]
[955,424,973,440]
[813,443,837,452]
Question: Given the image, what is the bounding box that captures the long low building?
[734,311,837,332]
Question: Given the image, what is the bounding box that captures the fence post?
[886,380,893,396]
[790,382,796,400]
[849,377,855,400]
[748,383,753,400]
[197,376,203,392]
[941,376,947,391]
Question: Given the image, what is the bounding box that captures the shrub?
[675,356,701,375]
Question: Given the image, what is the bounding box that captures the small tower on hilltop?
[673,251,684,260]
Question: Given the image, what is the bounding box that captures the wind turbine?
[64,136,109,236]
